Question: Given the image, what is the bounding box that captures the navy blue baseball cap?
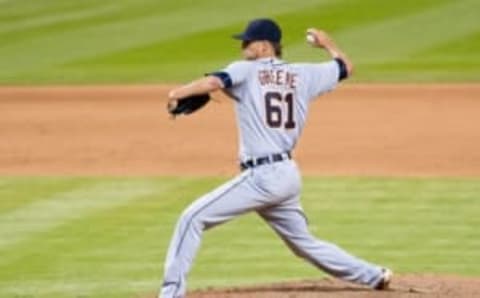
[233,18,282,43]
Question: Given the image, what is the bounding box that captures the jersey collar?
[257,57,285,65]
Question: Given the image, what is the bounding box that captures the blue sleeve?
[334,58,348,81]
[209,72,233,88]
[207,61,252,89]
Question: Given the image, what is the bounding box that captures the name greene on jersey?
[258,69,297,89]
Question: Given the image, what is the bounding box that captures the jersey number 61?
[265,91,296,129]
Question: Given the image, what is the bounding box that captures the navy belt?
[240,152,291,171]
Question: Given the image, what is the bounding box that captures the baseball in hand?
[306,32,317,46]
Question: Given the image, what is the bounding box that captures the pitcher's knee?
[290,246,309,259]
[178,209,206,233]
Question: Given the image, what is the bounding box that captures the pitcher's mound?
[189,275,480,297]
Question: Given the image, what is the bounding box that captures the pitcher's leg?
[161,172,266,298]
[258,198,383,287]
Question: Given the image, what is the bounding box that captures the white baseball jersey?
[219,58,340,161]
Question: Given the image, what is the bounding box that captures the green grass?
[0,176,479,298]
[0,0,479,84]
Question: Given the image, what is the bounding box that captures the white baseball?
[306,32,317,45]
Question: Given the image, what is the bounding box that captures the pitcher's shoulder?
[290,62,321,68]
[223,60,257,73]
[227,60,255,68]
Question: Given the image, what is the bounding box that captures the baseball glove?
[167,93,211,117]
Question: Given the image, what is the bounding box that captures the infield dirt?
[1,84,479,177]
[189,275,480,298]
[1,84,480,297]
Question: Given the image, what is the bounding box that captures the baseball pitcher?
[161,18,392,298]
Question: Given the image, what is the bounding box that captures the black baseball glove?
[167,93,211,117]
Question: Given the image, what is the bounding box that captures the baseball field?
[1,1,480,298]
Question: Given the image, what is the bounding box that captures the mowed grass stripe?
[0,1,191,43]
[0,0,102,22]
[0,176,479,298]
[0,178,160,251]
[0,0,328,79]
[288,0,480,63]
[301,178,480,274]
[0,177,93,214]
[416,30,480,62]
[0,177,214,297]
[278,0,451,45]
[75,0,447,63]
[1,0,479,83]
[62,0,449,83]
[0,1,120,35]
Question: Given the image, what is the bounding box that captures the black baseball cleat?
[374,268,393,290]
